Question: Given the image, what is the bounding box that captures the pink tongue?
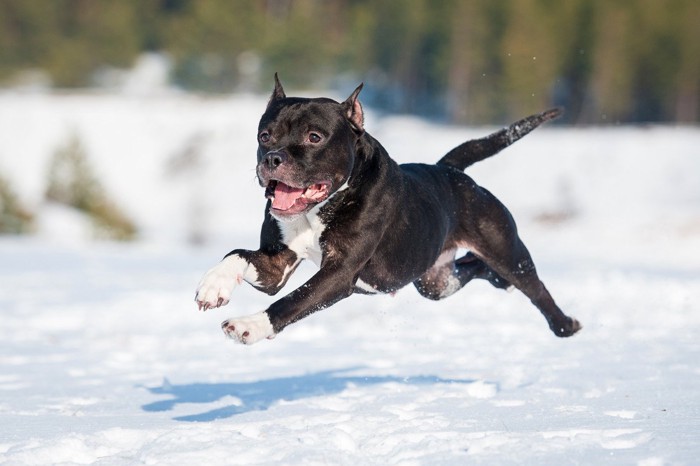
[272,183,305,210]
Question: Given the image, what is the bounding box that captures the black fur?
[195,77,581,343]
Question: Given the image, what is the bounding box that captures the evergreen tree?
[0,0,696,123]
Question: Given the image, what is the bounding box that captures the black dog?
[195,75,581,344]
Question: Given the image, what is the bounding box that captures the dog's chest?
[276,211,326,266]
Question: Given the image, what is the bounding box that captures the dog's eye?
[308,132,322,144]
[259,131,271,143]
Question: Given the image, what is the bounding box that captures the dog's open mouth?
[265,180,331,215]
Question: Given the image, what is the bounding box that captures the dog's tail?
[437,108,562,171]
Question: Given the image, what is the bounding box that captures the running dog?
[195,75,581,344]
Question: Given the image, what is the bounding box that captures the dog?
[195,75,582,344]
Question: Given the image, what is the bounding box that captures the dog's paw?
[221,312,275,345]
[551,316,583,338]
[195,256,249,311]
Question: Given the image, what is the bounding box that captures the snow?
[1,90,699,465]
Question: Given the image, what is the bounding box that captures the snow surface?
[1,91,699,465]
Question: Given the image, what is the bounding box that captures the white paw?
[195,255,255,311]
[221,312,275,345]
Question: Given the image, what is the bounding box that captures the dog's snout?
[264,151,287,169]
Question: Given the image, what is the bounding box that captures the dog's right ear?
[268,73,286,107]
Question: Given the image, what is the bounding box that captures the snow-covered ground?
[0,91,699,465]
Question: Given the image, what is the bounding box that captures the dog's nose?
[264,151,287,169]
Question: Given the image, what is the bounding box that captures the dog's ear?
[268,73,286,107]
[342,83,364,134]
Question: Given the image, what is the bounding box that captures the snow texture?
[0,90,699,465]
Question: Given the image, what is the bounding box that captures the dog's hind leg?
[462,200,581,337]
[413,249,458,300]
[433,177,582,337]
[481,244,582,337]
[413,250,510,300]
[455,252,512,290]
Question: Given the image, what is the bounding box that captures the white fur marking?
[425,248,463,299]
[196,255,259,309]
[434,248,457,268]
[222,311,275,345]
[277,263,299,288]
[274,179,349,267]
[440,274,463,299]
[355,278,378,294]
[277,210,326,267]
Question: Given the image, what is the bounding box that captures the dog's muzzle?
[257,150,333,216]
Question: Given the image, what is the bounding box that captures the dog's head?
[256,74,364,220]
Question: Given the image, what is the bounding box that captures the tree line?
[1,0,698,124]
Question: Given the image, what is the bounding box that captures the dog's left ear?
[268,73,286,107]
[342,83,364,134]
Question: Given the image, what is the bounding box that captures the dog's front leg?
[195,248,298,311]
[221,262,358,345]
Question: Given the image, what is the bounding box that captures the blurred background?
[0,0,698,244]
[1,0,699,124]
[2,3,700,461]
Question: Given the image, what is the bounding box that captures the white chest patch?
[277,209,326,267]
[274,180,349,267]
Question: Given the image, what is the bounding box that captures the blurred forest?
[1,0,698,124]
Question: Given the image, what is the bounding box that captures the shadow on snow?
[141,367,481,422]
